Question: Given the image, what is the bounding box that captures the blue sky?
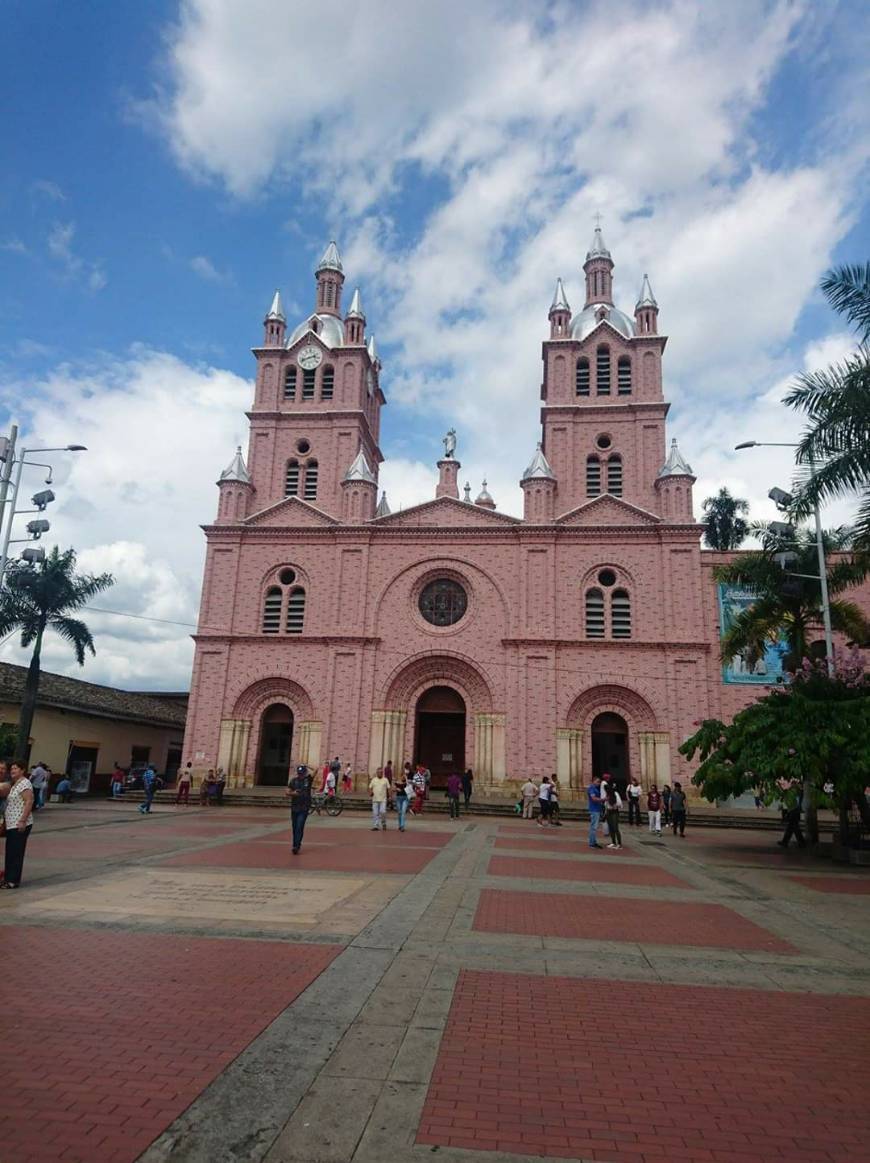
[1,0,868,688]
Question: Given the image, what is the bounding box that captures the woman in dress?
[3,762,34,888]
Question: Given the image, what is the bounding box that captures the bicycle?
[308,791,343,817]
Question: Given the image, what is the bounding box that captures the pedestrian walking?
[447,771,462,819]
[777,784,805,848]
[111,762,126,799]
[520,777,538,819]
[462,768,473,808]
[286,765,312,854]
[138,766,157,814]
[199,770,212,806]
[410,768,426,815]
[2,762,34,888]
[175,762,192,805]
[30,762,48,810]
[393,769,410,831]
[670,781,687,837]
[604,783,623,849]
[587,776,603,848]
[647,784,662,835]
[549,775,562,825]
[369,768,390,830]
[661,784,672,827]
[627,776,642,826]
[537,775,553,826]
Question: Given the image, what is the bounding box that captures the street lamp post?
[0,442,87,581]
[734,441,834,676]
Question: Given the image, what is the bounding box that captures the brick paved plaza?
[2,801,869,1163]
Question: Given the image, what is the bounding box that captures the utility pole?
[0,424,18,583]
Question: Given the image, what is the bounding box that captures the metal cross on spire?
[593,211,603,229]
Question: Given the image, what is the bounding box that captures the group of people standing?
[585,775,688,848]
[519,775,563,825]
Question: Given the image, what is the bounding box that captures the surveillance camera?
[31,488,55,510]
[20,547,45,564]
[26,518,50,538]
[768,487,793,508]
[768,520,795,540]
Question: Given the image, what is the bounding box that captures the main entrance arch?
[591,712,629,793]
[257,703,293,786]
[414,686,466,789]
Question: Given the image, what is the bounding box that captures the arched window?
[586,455,601,497]
[611,589,631,638]
[321,365,334,400]
[303,460,318,500]
[617,356,632,395]
[576,357,590,396]
[262,587,282,634]
[285,460,300,497]
[283,366,296,399]
[302,368,316,399]
[325,281,334,308]
[286,587,305,634]
[585,588,605,638]
[607,455,623,496]
[596,345,611,395]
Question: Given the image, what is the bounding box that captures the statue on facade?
[442,428,457,459]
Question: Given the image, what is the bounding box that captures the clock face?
[297,344,322,370]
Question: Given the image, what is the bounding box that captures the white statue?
[443,428,457,458]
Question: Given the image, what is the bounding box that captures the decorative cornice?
[502,638,711,652]
[201,520,704,541]
[193,634,382,646]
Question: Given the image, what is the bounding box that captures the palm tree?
[701,488,750,550]
[785,262,870,548]
[0,547,113,763]
[715,526,869,672]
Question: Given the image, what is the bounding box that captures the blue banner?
[718,583,789,684]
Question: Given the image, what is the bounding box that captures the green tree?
[715,526,869,673]
[680,651,870,847]
[0,548,113,763]
[701,488,750,550]
[785,262,870,548]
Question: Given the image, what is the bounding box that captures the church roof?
[374,491,391,517]
[522,442,556,481]
[550,278,570,313]
[218,446,251,484]
[343,448,377,484]
[570,303,635,341]
[475,479,496,508]
[266,289,285,322]
[657,438,694,479]
[316,240,343,274]
[287,314,345,350]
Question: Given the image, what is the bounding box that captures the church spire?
[548,278,571,338]
[315,240,344,318]
[263,289,286,346]
[583,217,614,308]
[345,286,366,344]
[635,273,659,335]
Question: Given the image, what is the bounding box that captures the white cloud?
[32,179,66,201]
[1,237,28,255]
[189,254,231,283]
[46,220,107,291]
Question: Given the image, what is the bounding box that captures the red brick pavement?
[0,926,339,1163]
[487,854,687,888]
[788,875,870,895]
[417,969,870,1161]
[252,825,450,847]
[493,835,607,854]
[473,889,796,952]
[160,839,438,874]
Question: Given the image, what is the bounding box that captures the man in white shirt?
[369,769,391,830]
[30,762,48,810]
[520,778,538,819]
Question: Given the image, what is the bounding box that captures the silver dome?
[570,302,636,342]
[286,313,345,351]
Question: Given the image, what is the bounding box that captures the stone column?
[474,713,506,787]
[435,458,460,499]
[368,710,407,776]
[296,721,323,771]
[638,731,670,788]
[556,728,583,793]
[216,719,251,788]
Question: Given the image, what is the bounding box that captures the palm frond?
[820,263,870,341]
[49,616,96,666]
[828,600,870,646]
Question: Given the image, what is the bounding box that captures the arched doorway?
[257,703,293,786]
[591,712,629,795]
[414,686,465,790]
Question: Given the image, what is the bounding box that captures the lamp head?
[66,444,87,452]
[734,441,758,450]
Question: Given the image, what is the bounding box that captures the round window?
[279,568,297,586]
[419,579,468,627]
[596,434,612,450]
[597,568,617,587]
[296,439,311,454]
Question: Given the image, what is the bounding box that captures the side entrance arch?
[414,686,466,789]
[257,703,294,786]
[561,684,669,793]
[591,712,629,794]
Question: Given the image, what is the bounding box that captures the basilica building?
[182,231,770,796]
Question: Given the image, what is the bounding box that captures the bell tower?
[242,242,385,522]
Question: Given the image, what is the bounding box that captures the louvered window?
[285,460,300,497]
[612,589,631,638]
[576,357,590,396]
[303,460,318,500]
[302,368,316,399]
[283,367,296,399]
[286,588,305,634]
[617,356,632,395]
[586,455,601,497]
[321,365,334,399]
[262,587,282,634]
[585,589,605,638]
[596,345,611,395]
[607,455,623,496]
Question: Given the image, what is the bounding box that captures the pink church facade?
[182,234,821,798]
